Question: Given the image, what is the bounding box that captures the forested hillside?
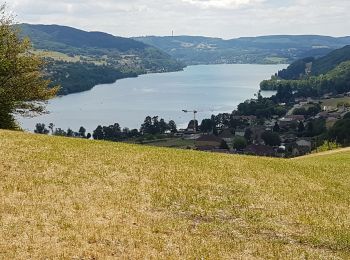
[19,24,184,95]
[20,24,148,53]
[275,45,350,80]
[261,62,350,97]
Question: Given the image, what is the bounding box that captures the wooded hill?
[260,45,350,96]
[276,45,350,80]
[19,24,185,95]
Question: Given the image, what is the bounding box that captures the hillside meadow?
[0,130,349,259]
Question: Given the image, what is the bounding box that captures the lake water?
[19,64,287,132]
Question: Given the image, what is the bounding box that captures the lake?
[19,64,287,132]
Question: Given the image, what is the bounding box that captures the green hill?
[19,24,184,95]
[312,45,350,75]
[20,24,148,53]
[1,130,349,258]
[276,45,350,80]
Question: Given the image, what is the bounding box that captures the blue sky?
[8,0,350,38]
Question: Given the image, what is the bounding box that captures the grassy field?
[320,96,350,108]
[0,130,350,259]
[31,50,108,65]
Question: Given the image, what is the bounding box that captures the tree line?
[260,61,350,97]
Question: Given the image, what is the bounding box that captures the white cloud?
[6,0,350,38]
[182,0,264,9]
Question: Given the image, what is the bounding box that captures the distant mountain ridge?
[20,24,148,53]
[134,35,350,65]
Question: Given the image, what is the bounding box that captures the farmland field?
[0,130,349,259]
[31,50,108,65]
[320,96,350,108]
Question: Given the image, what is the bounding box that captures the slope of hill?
[20,24,147,53]
[312,45,350,75]
[1,130,349,258]
[277,45,350,80]
[19,24,185,95]
[134,35,350,65]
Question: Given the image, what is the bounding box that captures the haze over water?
[19,64,287,132]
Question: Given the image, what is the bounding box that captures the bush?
[261,131,281,146]
[328,119,350,145]
[233,137,247,150]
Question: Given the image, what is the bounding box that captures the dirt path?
[292,147,350,160]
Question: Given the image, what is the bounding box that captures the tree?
[168,120,177,133]
[343,112,350,120]
[0,5,58,129]
[78,126,86,138]
[220,140,229,150]
[66,128,74,137]
[328,119,350,145]
[34,123,49,134]
[159,118,168,134]
[244,128,253,143]
[130,129,139,137]
[152,116,160,134]
[48,123,54,134]
[305,119,326,137]
[233,137,247,150]
[298,121,305,133]
[187,120,198,132]
[261,131,281,146]
[140,116,153,134]
[103,123,121,141]
[53,128,66,136]
[93,125,104,140]
[276,83,293,103]
[200,119,214,133]
[273,122,280,132]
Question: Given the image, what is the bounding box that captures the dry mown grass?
[0,130,349,259]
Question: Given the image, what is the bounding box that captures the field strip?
[291,146,350,160]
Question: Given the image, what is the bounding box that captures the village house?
[249,126,266,144]
[264,119,277,131]
[296,139,312,150]
[231,115,257,125]
[280,133,298,144]
[291,145,311,157]
[286,138,312,157]
[279,115,305,128]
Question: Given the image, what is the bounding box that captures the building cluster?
[178,96,350,157]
